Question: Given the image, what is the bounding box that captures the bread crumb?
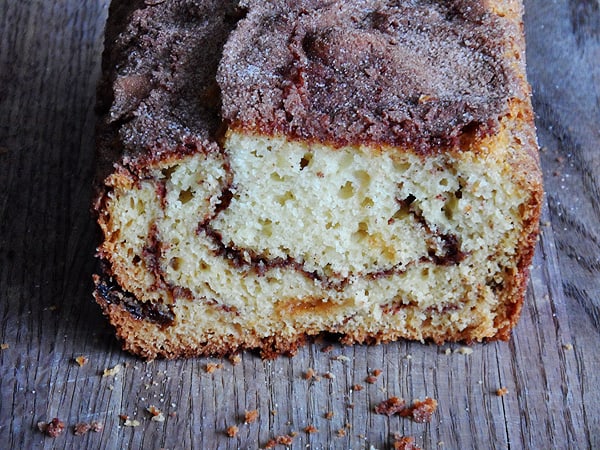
[365,369,382,384]
[147,405,165,422]
[43,417,65,437]
[304,425,318,433]
[374,396,406,416]
[324,411,334,420]
[375,397,438,423]
[75,356,88,367]
[73,422,91,436]
[393,434,421,450]
[454,347,473,355]
[0,343,9,350]
[331,355,350,362]
[266,434,295,446]
[38,418,65,437]
[444,348,452,355]
[103,364,121,377]
[407,398,438,423]
[229,354,242,365]
[90,421,103,432]
[336,428,346,437]
[226,425,239,437]
[365,375,378,384]
[123,418,140,427]
[120,415,140,427]
[303,368,320,381]
[323,371,335,380]
[244,409,259,424]
[352,384,364,391]
[563,343,573,351]
[205,363,223,373]
[496,387,509,397]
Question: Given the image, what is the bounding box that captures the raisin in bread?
[93,0,543,359]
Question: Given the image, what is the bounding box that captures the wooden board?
[1,1,598,448]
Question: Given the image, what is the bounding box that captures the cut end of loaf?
[94,119,541,359]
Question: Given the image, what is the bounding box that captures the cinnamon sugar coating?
[218,0,521,153]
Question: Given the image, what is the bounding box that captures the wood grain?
[1,0,599,449]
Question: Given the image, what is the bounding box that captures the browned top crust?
[95,0,242,178]
[218,0,523,153]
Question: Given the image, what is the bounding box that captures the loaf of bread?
[93,0,543,359]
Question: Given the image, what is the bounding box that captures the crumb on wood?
[226,425,239,437]
[324,411,334,420]
[102,364,120,377]
[147,405,165,422]
[75,356,88,367]
[303,367,321,381]
[374,396,406,416]
[39,418,65,438]
[304,425,318,433]
[323,371,335,380]
[120,415,140,427]
[244,409,259,424]
[90,421,103,432]
[365,369,382,384]
[375,397,438,423]
[496,387,509,397]
[331,354,350,362]
[408,398,438,423]
[73,422,91,436]
[393,434,421,450]
[268,434,296,447]
[563,343,573,351]
[205,362,224,373]
[0,343,9,350]
[352,384,364,391]
[454,347,473,355]
[229,354,242,365]
[336,428,346,437]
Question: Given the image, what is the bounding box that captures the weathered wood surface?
[0,1,598,448]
